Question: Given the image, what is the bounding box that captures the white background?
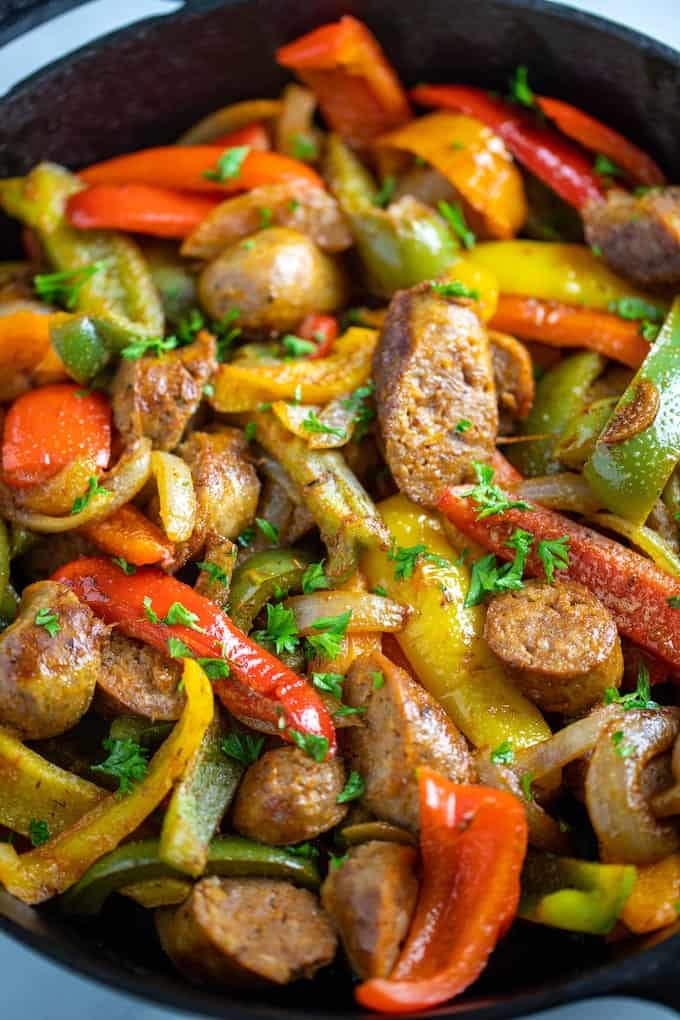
[1,0,679,1016]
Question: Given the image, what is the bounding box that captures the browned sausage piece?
[373,282,498,507]
[232,746,347,845]
[341,651,474,831]
[583,187,680,289]
[157,877,337,987]
[97,633,184,721]
[0,581,105,739]
[484,579,623,715]
[489,330,534,423]
[111,331,217,452]
[321,841,418,979]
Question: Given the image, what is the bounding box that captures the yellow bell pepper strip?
[61,835,321,915]
[361,493,549,749]
[508,351,605,477]
[209,326,376,413]
[440,257,498,323]
[518,850,636,935]
[0,310,68,400]
[584,297,680,526]
[466,241,667,315]
[0,726,105,839]
[159,712,244,878]
[0,163,163,336]
[0,659,212,904]
[621,854,680,934]
[379,112,527,239]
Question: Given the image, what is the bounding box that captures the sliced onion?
[275,83,321,159]
[586,708,680,864]
[16,454,97,516]
[514,705,620,780]
[271,398,356,450]
[151,451,197,543]
[285,592,409,633]
[177,98,282,145]
[517,472,602,514]
[0,439,152,533]
[585,512,680,577]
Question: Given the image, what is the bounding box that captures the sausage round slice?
[232,746,347,845]
[489,330,534,423]
[98,633,184,720]
[342,651,474,831]
[373,281,498,507]
[484,579,623,715]
[157,877,337,987]
[321,841,418,979]
[0,581,105,739]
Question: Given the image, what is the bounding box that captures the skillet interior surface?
[1,0,680,1016]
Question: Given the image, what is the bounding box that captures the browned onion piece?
[513,705,619,780]
[586,708,680,864]
[516,472,602,514]
[285,592,409,633]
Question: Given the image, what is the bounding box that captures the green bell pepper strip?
[229,547,312,632]
[159,712,243,878]
[0,586,18,629]
[518,850,636,935]
[140,240,197,325]
[585,297,680,526]
[325,135,456,297]
[109,717,174,748]
[663,467,680,521]
[9,526,36,559]
[49,314,146,384]
[0,520,10,608]
[508,351,605,477]
[60,836,321,914]
[554,397,618,469]
[0,162,162,334]
[337,821,417,848]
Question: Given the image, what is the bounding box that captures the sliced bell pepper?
[0,310,68,401]
[554,397,618,468]
[80,503,174,567]
[356,769,528,1013]
[208,121,270,150]
[518,849,636,935]
[437,482,680,670]
[536,96,665,188]
[1,382,111,489]
[80,147,323,193]
[276,16,411,147]
[490,295,650,369]
[177,99,282,145]
[67,185,220,239]
[298,312,339,358]
[0,659,212,904]
[49,313,145,385]
[507,351,604,477]
[361,493,549,749]
[380,112,527,239]
[411,84,603,209]
[228,547,312,633]
[52,557,336,754]
[584,296,680,525]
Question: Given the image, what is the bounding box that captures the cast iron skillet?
[1,0,680,1016]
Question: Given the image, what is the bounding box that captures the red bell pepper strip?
[209,121,271,150]
[537,96,665,188]
[80,147,324,194]
[411,84,603,209]
[356,768,527,1013]
[1,383,111,489]
[276,16,412,147]
[67,185,221,239]
[298,313,340,358]
[438,484,680,671]
[52,558,336,755]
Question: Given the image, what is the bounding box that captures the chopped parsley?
[196,657,230,680]
[176,307,204,343]
[305,610,352,660]
[537,536,570,583]
[340,381,375,440]
[221,732,264,766]
[244,421,257,442]
[121,334,179,360]
[259,206,273,229]
[668,596,680,608]
[203,145,249,182]
[71,476,109,514]
[203,383,215,397]
[611,731,634,758]
[163,601,206,632]
[608,297,663,323]
[591,244,602,257]
[641,320,661,342]
[594,153,624,179]
[288,198,301,213]
[312,672,345,700]
[167,636,193,658]
[451,140,466,151]
[388,541,427,581]
[289,133,318,162]
[301,410,346,440]
[252,602,300,655]
[28,819,51,847]
[215,307,242,361]
[236,526,256,547]
[491,739,514,765]
[370,670,385,690]
[255,517,280,545]
[288,728,329,762]
[604,663,658,710]
[373,175,397,208]
[334,704,366,718]
[35,607,59,637]
[437,199,476,249]
[34,260,107,310]
[337,770,365,804]
[329,850,348,871]
[465,528,534,607]
[282,334,317,358]
[196,560,229,586]
[520,771,535,802]
[93,737,149,795]
[455,418,472,433]
[372,585,388,597]
[302,561,329,594]
[464,461,532,519]
[111,556,136,575]
[288,842,319,859]
[508,64,535,108]
[430,279,480,300]
[143,596,160,624]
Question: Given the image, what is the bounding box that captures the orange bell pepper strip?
[411,85,603,209]
[80,147,324,194]
[80,504,174,567]
[536,96,665,188]
[67,185,221,239]
[1,383,111,489]
[298,312,340,358]
[437,480,680,671]
[52,557,337,756]
[209,121,270,150]
[356,768,527,1013]
[276,16,411,147]
[0,310,68,400]
[489,294,650,369]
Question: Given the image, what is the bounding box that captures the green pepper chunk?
[585,297,680,525]
[109,717,175,748]
[50,314,146,384]
[518,850,636,935]
[60,835,321,914]
[508,351,605,477]
[229,547,312,632]
[325,135,456,297]
[140,240,197,324]
[337,821,417,848]
[554,397,618,469]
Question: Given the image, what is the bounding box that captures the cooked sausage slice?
[342,651,474,831]
[97,633,184,720]
[484,579,623,715]
[489,330,534,423]
[111,331,217,452]
[373,282,498,507]
[321,841,418,979]
[232,746,347,845]
[0,581,105,739]
[157,877,337,987]
[583,187,680,289]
